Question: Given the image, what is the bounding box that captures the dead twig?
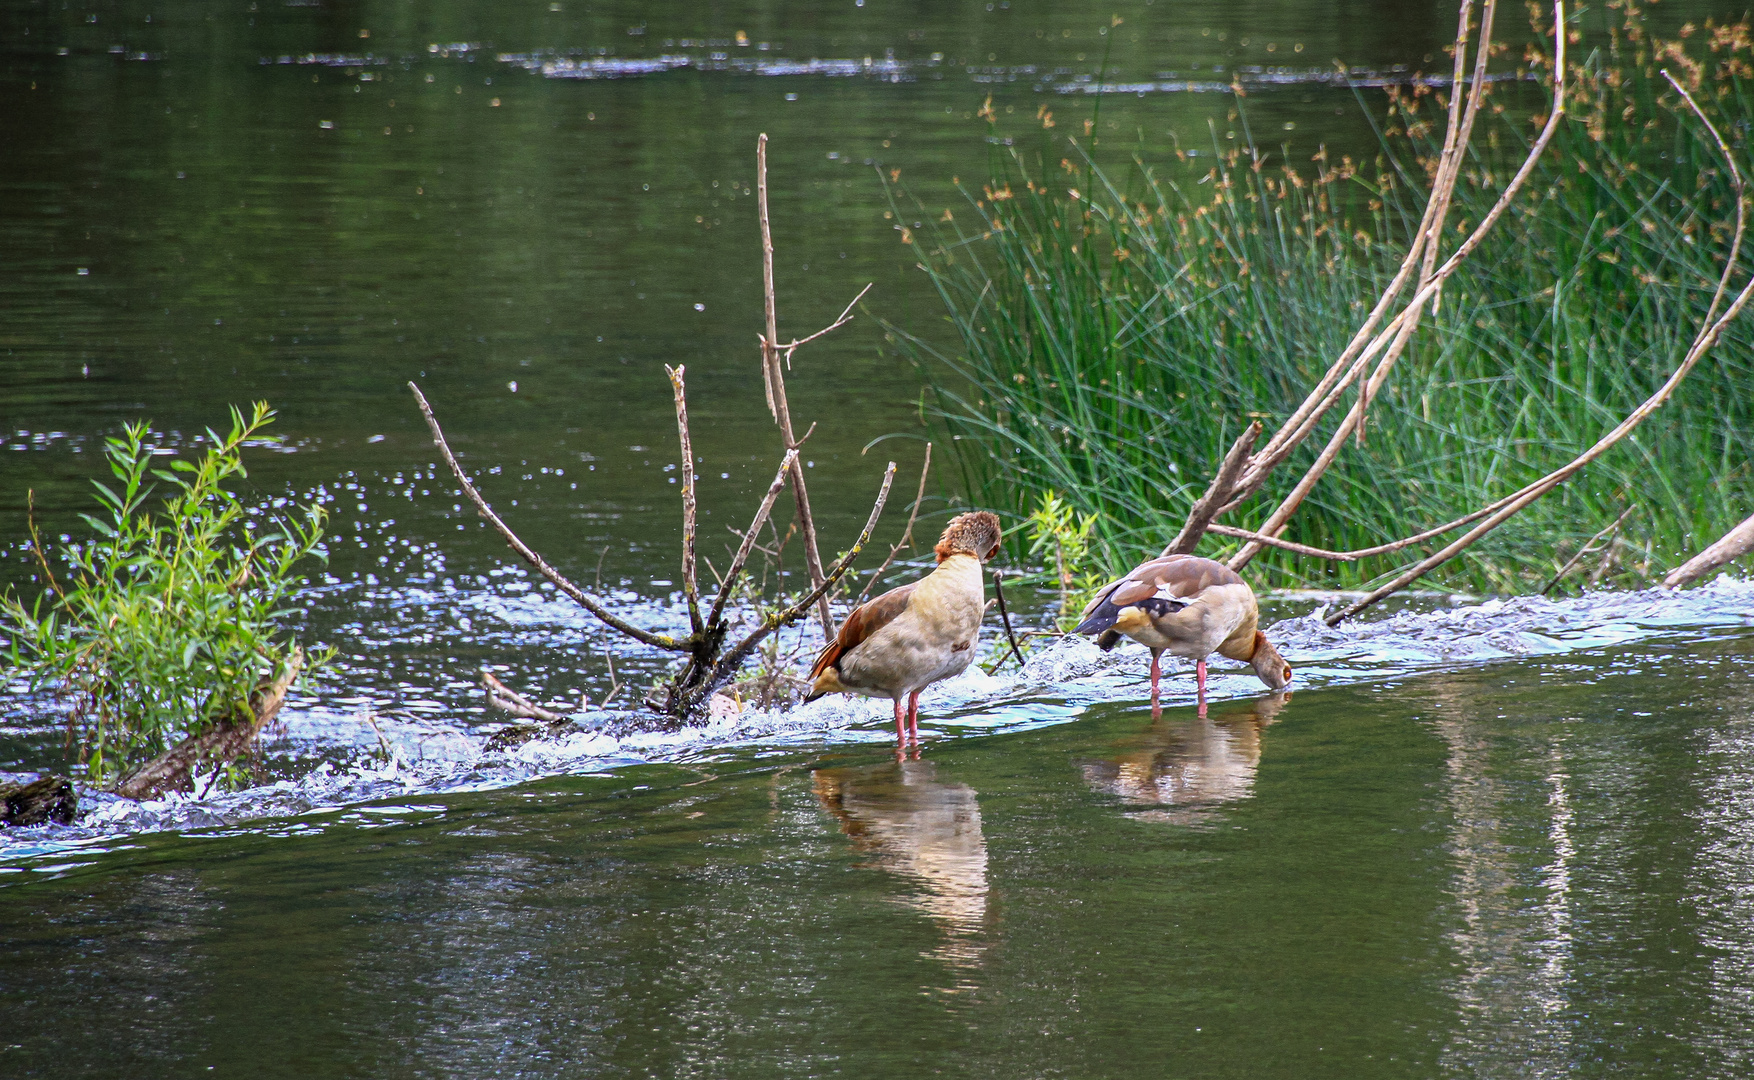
[666,365,704,636]
[483,671,573,724]
[1540,506,1636,596]
[853,442,933,607]
[991,569,1028,669]
[600,646,623,707]
[769,282,875,356]
[410,382,688,652]
[758,132,836,640]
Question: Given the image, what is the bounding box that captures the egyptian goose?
[1073,554,1291,715]
[806,511,1002,745]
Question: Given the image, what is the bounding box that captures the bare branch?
[665,364,704,637]
[1663,511,1754,589]
[1541,506,1636,595]
[706,450,800,631]
[712,462,898,694]
[853,442,933,608]
[1330,259,1754,624]
[483,671,572,724]
[409,382,689,652]
[1230,0,1570,571]
[1206,500,1510,561]
[1320,47,1748,623]
[757,133,835,639]
[1162,421,1260,556]
[778,282,875,355]
[991,569,1028,669]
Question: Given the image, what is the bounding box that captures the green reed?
[891,15,1754,594]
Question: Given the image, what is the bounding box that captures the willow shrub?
[2,404,331,786]
[891,16,1754,594]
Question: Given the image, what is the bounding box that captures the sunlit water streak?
[4,577,1752,872]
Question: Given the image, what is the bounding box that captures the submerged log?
[0,775,77,827]
[114,648,304,801]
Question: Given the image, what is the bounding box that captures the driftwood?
[1147,3,1751,619]
[114,648,304,800]
[1,775,77,827]
[1663,510,1754,589]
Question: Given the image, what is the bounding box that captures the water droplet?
[507,381,518,392]
[694,303,705,311]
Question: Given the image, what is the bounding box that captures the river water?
[5,0,1754,1076]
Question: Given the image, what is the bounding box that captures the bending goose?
[806,511,1002,746]
[1073,554,1291,715]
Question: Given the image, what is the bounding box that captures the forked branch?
[410,382,689,652]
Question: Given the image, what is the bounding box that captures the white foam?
[7,578,1753,852]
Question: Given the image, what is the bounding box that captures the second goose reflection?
[813,759,990,976]
[1081,693,1292,825]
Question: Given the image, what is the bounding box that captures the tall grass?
[891,13,1754,594]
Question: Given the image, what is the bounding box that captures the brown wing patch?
[1080,554,1244,621]
[1133,555,1243,598]
[810,582,918,681]
[1105,577,1161,607]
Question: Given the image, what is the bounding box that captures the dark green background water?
[6,1,1754,1076]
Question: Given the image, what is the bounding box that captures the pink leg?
[1196,658,1210,717]
[893,698,907,746]
[1150,651,1163,719]
[907,690,922,744]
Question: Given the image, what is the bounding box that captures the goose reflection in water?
[1081,692,1292,824]
[813,759,990,975]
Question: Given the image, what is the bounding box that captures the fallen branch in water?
[1662,510,1754,589]
[1322,67,1751,623]
[114,649,304,800]
[483,671,572,724]
[0,775,77,827]
[419,367,894,728]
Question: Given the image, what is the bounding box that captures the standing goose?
[806,511,1002,746]
[1073,554,1291,715]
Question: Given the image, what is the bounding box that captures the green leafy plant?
[1026,490,1107,627]
[1,403,331,787]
